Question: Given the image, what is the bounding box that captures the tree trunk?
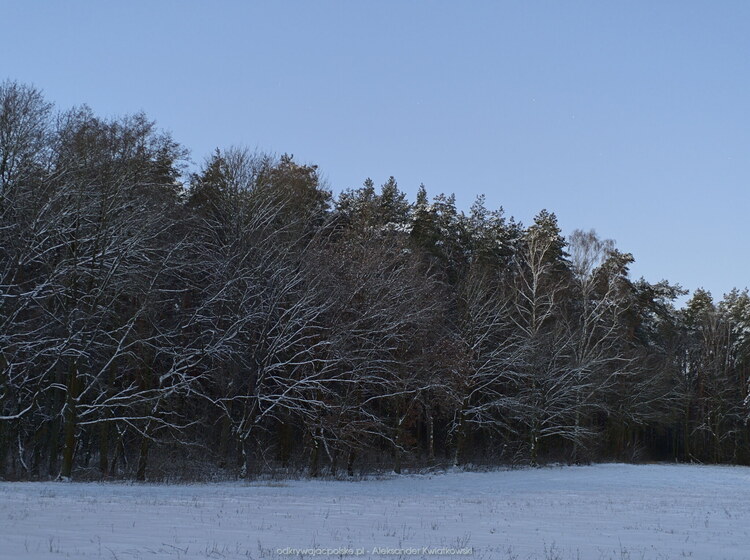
[309,428,321,477]
[136,434,150,481]
[47,419,60,477]
[427,411,435,462]
[330,450,339,476]
[278,421,292,468]
[0,422,7,478]
[394,415,405,474]
[572,394,581,463]
[217,414,232,469]
[98,422,109,476]
[453,408,467,467]
[683,405,691,461]
[46,372,65,476]
[99,365,117,476]
[530,420,539,467]
[240,435,255,479]
[108,428,127,477]
[60,360,79,479]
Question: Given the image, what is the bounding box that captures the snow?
[2,463,750,559]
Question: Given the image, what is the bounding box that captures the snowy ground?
[1,463,750,560]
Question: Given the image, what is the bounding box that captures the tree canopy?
[1,80,749,480]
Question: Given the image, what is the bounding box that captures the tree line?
[1,80,749,480]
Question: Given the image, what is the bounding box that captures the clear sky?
[3,1,749,301]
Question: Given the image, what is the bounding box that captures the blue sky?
[3,1,749,301]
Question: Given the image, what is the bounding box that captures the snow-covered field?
[2,463,749,559]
